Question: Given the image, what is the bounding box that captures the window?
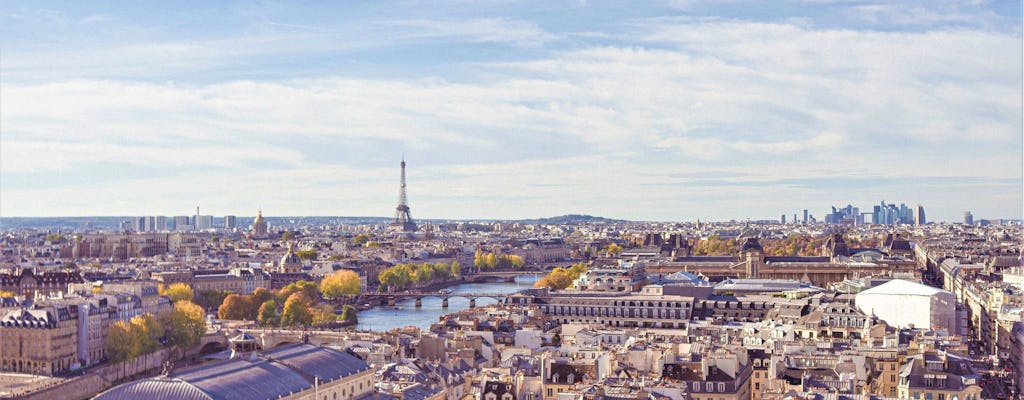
[718,383,725,392]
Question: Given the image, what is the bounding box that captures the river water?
[355,275,540,331]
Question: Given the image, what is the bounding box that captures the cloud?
[0,7,1020,221]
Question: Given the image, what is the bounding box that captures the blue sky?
[1,0,1021,221]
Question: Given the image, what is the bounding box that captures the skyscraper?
[780,214,786,224]
[964,211,974,226]
[802,209,808,224]
[130,217,145,232]
[224,215,237,229]
[914,204,926,225]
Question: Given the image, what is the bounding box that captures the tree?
[535,263,587,290]
[280,293,313,327]
[311,304,337,326]
[162,301,206,355]
[353,233,370,245]
[340,305,358,324]
[295,249,318,261]
[485,253,499,269]
[474,249,485,269]
[0,290,16,298]
[534,268,575,290]
[130,314,163,354]
[320,270,362,299]
[197,289,232,311]
[281,231,296,241]
[257,299,279,326]
[278,280,320,303]
[606,243,623,256]
[252,287,274,305]
[107,320,140,363]
[450,261,462,277]
[218,294,254,320]
[162,283,194,303]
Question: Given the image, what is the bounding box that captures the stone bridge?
[197,330,231,354]
[359,292,509,308]
[237,328,360,349]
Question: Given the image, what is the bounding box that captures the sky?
[0,1,1021,222]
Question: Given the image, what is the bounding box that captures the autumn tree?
[352,233,370,245]
[320,269,362,299]
[107,320,140,363]
[130,314,164,354]
[311,304,337,326]
[257,299,279,326]
[218,294,255,320]
[162,301,206,356]
[280,293,313,327]
[278,280,320,303]
[606,243,623,256]
[162,283,195,303]
[450,260,462,277]
[0,290,16,298]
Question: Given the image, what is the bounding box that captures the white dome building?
[855,279,956,332]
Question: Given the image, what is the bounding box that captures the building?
[173,215,192,232]
[130,217,145,232]
[253,209,268,236]
[194,215,214,231]
[224,215,237,229]
[897,351,981,400]
[963,211,974,226]
[855,279,956,332]
[914,204,926,226]
[0,268,84,297]
[95,342,376,400]
[0,303,80,375]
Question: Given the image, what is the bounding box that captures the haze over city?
[0,1,1021,221]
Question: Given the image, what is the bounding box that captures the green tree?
[257,299,279,326]
[281,231,296,241]
[197,289,232,311]
[162,283,195,303]
[450,261,462,277]
[320,269,362,299]
[295,249,318,261]
[352,234,370,245]
[340,305,358,324]
[280,293,313,327]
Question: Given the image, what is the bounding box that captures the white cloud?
[0,12,1019,221]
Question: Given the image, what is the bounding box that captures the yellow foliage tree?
[320,270,362,299]
[162,283,195,303]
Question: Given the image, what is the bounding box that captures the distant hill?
[516,214,628,224]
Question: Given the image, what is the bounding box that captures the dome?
[253,209,265,225]
[740,237,763,253]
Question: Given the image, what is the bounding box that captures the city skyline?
[1,1,1021,222]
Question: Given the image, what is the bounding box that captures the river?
[355,275,540,331]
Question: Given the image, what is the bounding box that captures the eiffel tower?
[391,158,418,232]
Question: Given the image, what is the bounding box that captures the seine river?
[355,275,540,331]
